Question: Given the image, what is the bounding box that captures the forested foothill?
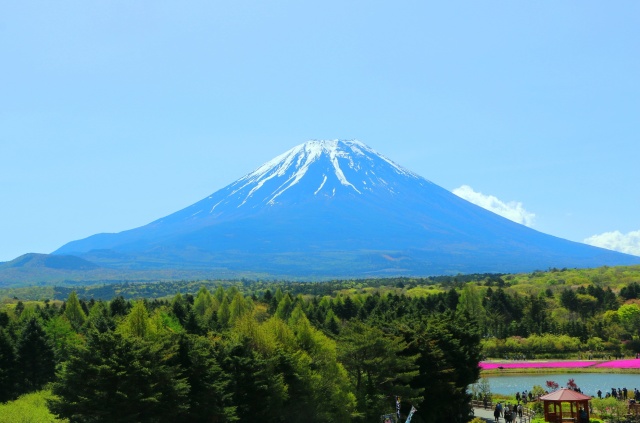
[0,264,639,422]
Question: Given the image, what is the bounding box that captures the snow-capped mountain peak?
[218,139,423,209]
[52,139,640,278]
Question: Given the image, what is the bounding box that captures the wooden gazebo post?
[539,388,592,422]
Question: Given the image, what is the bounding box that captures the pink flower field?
[594,359,640,369]
[480,360,640,370]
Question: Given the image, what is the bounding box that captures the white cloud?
[452,185,536,227]
[583,230,640,257]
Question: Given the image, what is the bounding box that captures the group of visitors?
[515,390,533,404]
[596,386,640,401]
[492,402,523,423]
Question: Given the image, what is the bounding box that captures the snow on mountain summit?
[202,139,426,213]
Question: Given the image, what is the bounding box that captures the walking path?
[473,406,496,421]
[472,407,534,423]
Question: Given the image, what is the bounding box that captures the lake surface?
[482,373,640,397]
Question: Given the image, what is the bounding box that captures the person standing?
[517,403,523,418]
[579,407,588,423]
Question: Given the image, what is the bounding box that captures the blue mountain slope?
[53,140,640,276]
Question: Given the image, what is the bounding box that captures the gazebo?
[539,388,592,422]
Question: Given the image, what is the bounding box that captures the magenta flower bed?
[595,359,640,369]
[480,361,597,370]
[480,359,640,370]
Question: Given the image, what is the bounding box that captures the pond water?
[482,373,640,397]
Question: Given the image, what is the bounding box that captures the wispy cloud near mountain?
[584,230,640,257]
[452,185,536,227]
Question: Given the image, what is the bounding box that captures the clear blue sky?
[1,1,639,262]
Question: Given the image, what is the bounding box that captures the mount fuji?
[51,140,639,278]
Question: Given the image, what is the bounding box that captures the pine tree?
[0,310,10,328]
[324,309,340,334]
[192,286,213,317]
[217,297,230,327]
[0,328,17,402]
[122,300,150,339]
[85,300,116,333]
[49,330,189,422]
[64,291,87,331]
[175,334,236,422]
[171,293,189,325]
[405,312,482,423]
[45,315,82,363]
[15,317,55,393]
[220,340,289,421]
[338,320,419,420]
[229,292,248,324]
[213,286,226,304]
[110,295,130,317]
[275,294,293,320]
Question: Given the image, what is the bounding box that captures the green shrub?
[530,400,544,414]
[591,397,628,422]
[0,389,68,423]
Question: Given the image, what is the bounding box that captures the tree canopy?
[2,265,640,421]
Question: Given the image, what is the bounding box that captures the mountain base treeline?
[0,285,481,423]
[5,265,640,421]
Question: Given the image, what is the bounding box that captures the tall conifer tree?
[15,317,55,393]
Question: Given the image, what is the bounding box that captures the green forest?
[1,264,640,422]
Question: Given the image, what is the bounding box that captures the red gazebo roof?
[540,388,592,401]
